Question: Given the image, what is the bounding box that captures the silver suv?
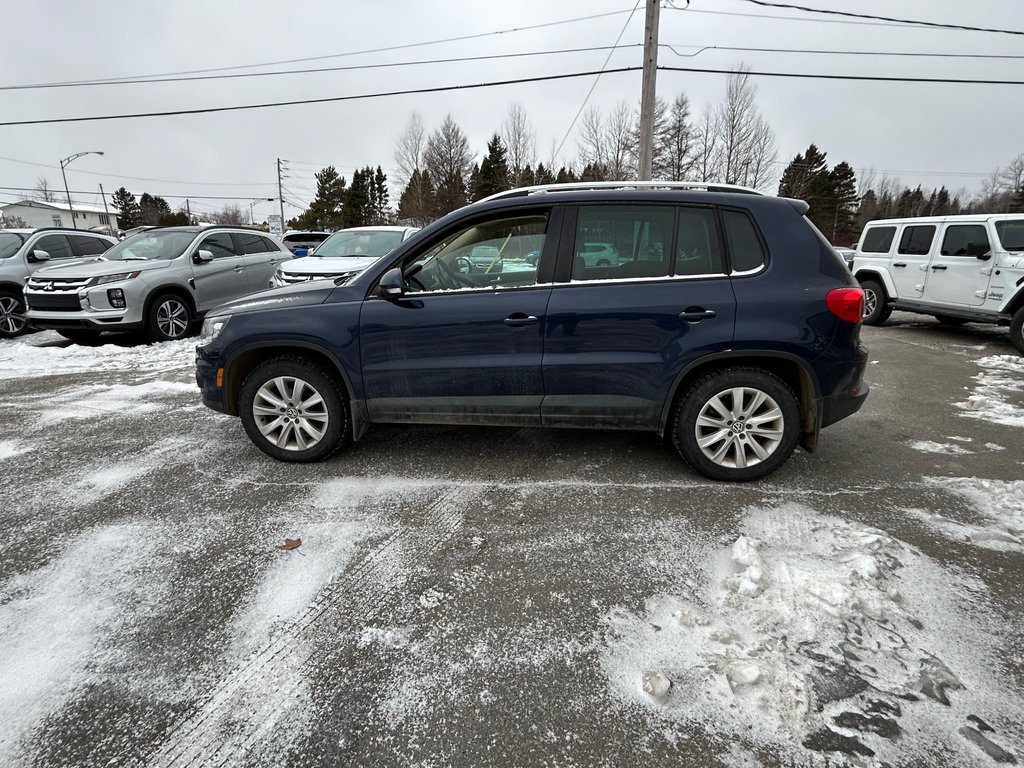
[269,226,419,288]
[0,228,117,338]
[25,226,292,343]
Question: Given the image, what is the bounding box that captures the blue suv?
[195,183,869,481]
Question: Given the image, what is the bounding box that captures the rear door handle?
[893,262,907,268]
[503,313,538,327]
[679,308,716,323]
[931,264,948,271]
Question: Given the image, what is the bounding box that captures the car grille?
[279,272,353,284]
[26,276,91,292]
[26,293,82,311]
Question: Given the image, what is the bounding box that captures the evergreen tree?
[294,166,347,230]
[111,187,141,229]
[398,169,434,227]
[829,161,858,242]
[139,193,171,226]
[424,115,472,217]
[343,168,370,228]
[473,134,510,201]
[369,166,390,224]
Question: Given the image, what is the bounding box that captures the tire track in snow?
[149,483,483,767]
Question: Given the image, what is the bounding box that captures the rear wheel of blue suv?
[195,182,868,482]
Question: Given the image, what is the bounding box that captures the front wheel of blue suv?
[239,356,351,462]
[672,367,801,482]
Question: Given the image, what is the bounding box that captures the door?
[541,204,737,429]
[924,223,992,306]
[190,232,247,310]
[890,224,936,298]
[359,211,554,425]
[233,232,289,291]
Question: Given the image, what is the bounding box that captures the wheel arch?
[1002,284,1024,318]
[143,284,197,320]
[223,341,367,440]
[658,351,821,451]
[853,267,895,299]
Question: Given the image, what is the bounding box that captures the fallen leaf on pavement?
[275,537,302,551]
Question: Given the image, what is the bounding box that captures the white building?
[0,199,119,232]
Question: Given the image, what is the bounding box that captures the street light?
[249,198,274,226]
[59,151,104,228]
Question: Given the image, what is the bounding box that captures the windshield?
[0,232,24,259]
[995,220,1024,252]
[313,230,403,258]
[102,231,197,261]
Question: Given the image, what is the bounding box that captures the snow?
[600,503,1024,765]
[911,476,1024,552]
[910,440,973,455]
[956,355,1024,428]
[36,380,196,424]
[0,440,31,460]
[0,334,195,381]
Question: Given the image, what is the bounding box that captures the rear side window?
[573,205,673,281]
[200,233,237,259]
[940,225,989,257]
[675,207,724,276]
[721,210,766,272]
[861,226,896,253]
[260,236,282,252]
[897,225,935,255]
[70,235,110,256]
[34,234,73,259]
[233,232,269,254]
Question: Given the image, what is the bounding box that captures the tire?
[0,291,28,339]
[146,293,193,342]
[934,315,968,326]
[239,356,350,462]
[672,368,801,482]
[596,259,611,267]
[1010,307,1024,355]
[860,279,891,326]
[57,330,102,345]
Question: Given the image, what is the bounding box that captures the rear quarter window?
[861,226,896,253]
[721,210,766,273]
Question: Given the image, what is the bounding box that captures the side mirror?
[28,249,51,263]
[967,242,991,260]
[377,267,404,298]
[193,249,214,264]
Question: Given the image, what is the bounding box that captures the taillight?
[826,287,864,323]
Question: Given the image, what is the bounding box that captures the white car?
[269,226,419,287]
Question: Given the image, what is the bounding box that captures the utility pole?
[277,158,285,229]
[98,183,112,232]
[185,198,192,224]
[636,0,661,181]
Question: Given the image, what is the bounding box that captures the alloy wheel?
[0,295,26,336]
[156,298,190,338]
[694,386,785,470]
[862,288,877,319]
[252,376,330,451]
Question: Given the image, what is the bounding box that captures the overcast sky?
[2,0,1022,222]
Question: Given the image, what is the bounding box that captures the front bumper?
[195,347,229,414]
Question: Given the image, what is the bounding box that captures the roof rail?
[479,180,764,203]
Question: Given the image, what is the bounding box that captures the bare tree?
[605,101,636,180]
[1,214,28,228]
[741,115,778,191]
[715,69,759,185]
[690,109,718,183]
[34,177,57,202]
[211,204,247,225]
[502,104,537,188]
[658,94,694,181]
[394,112,427,186]
[999,152,1024,196]
[577,106,607,170]
[424,114,473,216]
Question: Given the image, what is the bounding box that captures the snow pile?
[956,354,1024,428]
[910,441,973,455]
[0,440,31,461]
[911,476,1024,552]
[0,336,195,381]
[600,503,1022,765]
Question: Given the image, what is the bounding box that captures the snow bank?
[0,336,195,381]
[912,476,1024,552]
[956,354,1024,428]
[600,503,1023,765]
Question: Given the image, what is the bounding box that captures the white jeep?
[852,213,1024,354]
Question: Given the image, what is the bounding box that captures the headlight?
[197,315,230,347]
[270,270,285,288]
[90,271,140,286]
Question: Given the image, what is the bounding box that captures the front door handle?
[679,308,716,323]
[234,265,245,272]
[893,262,907,268]
[931,264,948,271]
[503,313,538,327]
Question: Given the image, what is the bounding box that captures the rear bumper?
[821,381,869,428]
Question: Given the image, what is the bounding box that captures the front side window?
[401,215,546,294]
[573,205,673,281]
[995,220,1024,252]
[940,225,990,257]
[897,225,936,255]
[200,233,237,259]
[721,210,767,272]
[35,235,73,259]
[103,231,198,261]
[0,232,23,260]
[861,226,896,254]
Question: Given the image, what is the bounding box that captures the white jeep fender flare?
[853,267,897,299]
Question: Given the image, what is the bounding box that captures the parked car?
[269,226,419,288]
[25,226,291,343]
[195,181,869,482]
[853,213,1024,353]
[0,228,116,338]
[577,242,622,267]
[834,246,856,269]
[280,231,332,258]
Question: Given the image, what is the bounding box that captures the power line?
[665,43,1024,61]
[0,68,641,128]
[553,0,640,161]
[5,8,636,89]
[668,5,988,31]
[660,65,1024,86]
[0,154,273,187]
[0,45,644,92]
[0,185,277,200]
[731,0,1024,36]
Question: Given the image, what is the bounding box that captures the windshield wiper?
[121,255,149,261]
